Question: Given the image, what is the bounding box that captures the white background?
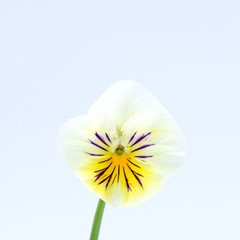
[0,1,240,239]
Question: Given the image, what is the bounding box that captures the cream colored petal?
[88,80,167,132]
[121,111,186,177]
[57,115,115,173]
[77,155,165,208]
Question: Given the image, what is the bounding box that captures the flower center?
[115,144,124,156]
[88,131,155,192]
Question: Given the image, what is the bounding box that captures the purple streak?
[98,157,112,164]
[105,133,112,143]
[127,158,141,168]
[117,165,120,183]
[123,166,132,192]
[95,132,109,147]
[130,132,151,147]
[94,162,112,173]
[126,163,144,189]
[131,144,155,153]
[135,155,153,159]
[86,153,104,156]
[128,131,137,144]
[94,162,113,182]
[89,139,108,151]
[98,166,116,189]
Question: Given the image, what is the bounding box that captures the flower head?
[58,80,186,207]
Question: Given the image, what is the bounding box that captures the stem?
[90,199,106,240]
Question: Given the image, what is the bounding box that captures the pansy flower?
[58,80,186,208]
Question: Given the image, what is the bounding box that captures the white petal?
[121,111,186,177]
[57,115,116,172]
[88,80,167,132]
[57,115,91,172]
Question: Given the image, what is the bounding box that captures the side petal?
[122,111,186,177]
[57,115,92,172]
[106,111,186,207]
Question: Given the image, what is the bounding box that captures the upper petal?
[88,80,167,132]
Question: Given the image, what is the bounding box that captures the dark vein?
[126,163,144,189]
[128,131,137,144]
[98,166,116,190]
[130,132,151,147]
[95,132,109,147]
[131,144,155,153]
[105,133,112,143]
[123,166,132,191]
[94,162,113,182]
[127,158,141,168]
[89,139,108,151]
[86,153,104,156]
[98,157,112,164]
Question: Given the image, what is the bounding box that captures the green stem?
[90,199,106,240]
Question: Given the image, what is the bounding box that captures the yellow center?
[83,131,154,194]
[112,151,129,165]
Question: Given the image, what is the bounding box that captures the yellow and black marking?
[87,131,154,192]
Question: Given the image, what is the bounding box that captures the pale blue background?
[0,1,240,239]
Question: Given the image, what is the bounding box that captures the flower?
[57,80,186,207]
